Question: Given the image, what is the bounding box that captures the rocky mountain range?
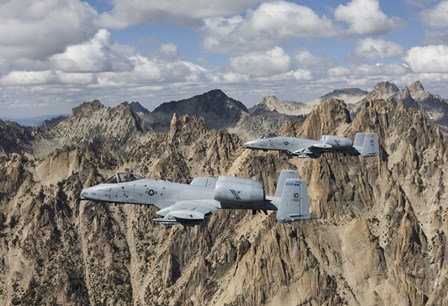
[248,81,448,129]
[368,80,448,126]
[246,88,368,119]
[1,81,448,305]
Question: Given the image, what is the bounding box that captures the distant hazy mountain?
[0,114,68,127]
[365,81,399,101]
[249,96,309,116]
[248,89,367,119]
[321,88,368,103]
[307,88,368,109]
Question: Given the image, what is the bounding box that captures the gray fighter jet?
[244,132,379,158]
[80,170,309,225]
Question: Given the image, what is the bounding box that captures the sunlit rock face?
[0,86,448,305]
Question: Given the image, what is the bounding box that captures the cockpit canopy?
[260,133,277,139]
[104,172,144,183]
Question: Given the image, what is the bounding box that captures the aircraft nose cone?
[244,140,255,148]
[80,190,87,200]
[80,188,90,200]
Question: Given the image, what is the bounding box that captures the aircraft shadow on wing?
[80,170,310,226]
[244,132,379,158]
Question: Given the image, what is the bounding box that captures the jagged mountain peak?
[406,80,431,102]
[155,89,248,113]
[202,88,230,99]
[66,100,141,128]
[71,99,105,117]
[153,89,248,129]
[297,98,351,139]
[395,87,421,109]
[130,101,150,114]
[366,81,400,100]
[409,80,425,93]
[320,88,368,100]
[257,95,280,103]
[167,113,208,144]
[33,99,146,157]
[255,95,303,108]
[70,100,140,120]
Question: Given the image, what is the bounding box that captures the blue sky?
[0,0,447,119]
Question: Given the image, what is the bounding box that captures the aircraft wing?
[290,143,330,158]
[152,199,220,225]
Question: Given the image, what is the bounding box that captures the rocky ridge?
[0,92,447,305]
[360,81,448,127]
[0,119,34,156]
[26,90,252,157]
[32,100,148,157]
[20,81,448,159]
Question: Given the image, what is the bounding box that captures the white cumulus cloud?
[1,27,209,88]
[99,0,264,28]
[355,38,405,59]
[95,55,209,87]
[328,66,351,77]
[420,0,448,28]
[404,45,448,73]
[203,1,335,53]
[229,47,291,77]
[0,0,98,60]
[1,70,96,86]
[49,30,134,73]
[328,63,408,79]
[424,30,448,44]
[335,0,400,35]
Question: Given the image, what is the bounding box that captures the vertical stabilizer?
[274,170,300,198]
[276,178,309,222]
[354,133,379,157]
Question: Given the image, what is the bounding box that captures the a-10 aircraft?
[80,170,309,226]
[244,132,379,158]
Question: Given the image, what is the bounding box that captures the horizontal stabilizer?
[276,178,309,222]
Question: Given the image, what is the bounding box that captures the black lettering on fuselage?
[230,189,241,201]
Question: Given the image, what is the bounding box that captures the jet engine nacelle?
[321,135,353,147]
[214,176,265,204]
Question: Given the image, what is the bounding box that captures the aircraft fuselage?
[80,178,277,211]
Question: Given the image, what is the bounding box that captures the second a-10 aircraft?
[244,132,379,158]
[81,170,309,226]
